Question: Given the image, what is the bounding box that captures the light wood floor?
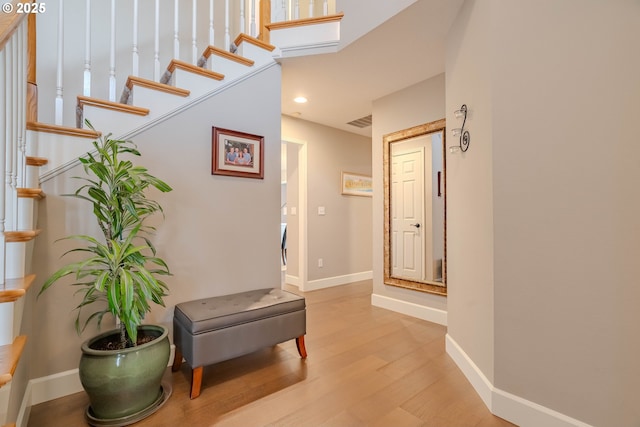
[28,281,515,427]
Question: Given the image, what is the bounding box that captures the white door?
[391,149,424,280]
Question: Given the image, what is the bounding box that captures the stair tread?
[203,45,255,67]
[0,336,27,388]
[77,96,150,116]
[4,230,41,243]
[26,121,101,139]
[234,33,276,52]
[0,275,35,304]
[26,156,48,166]
[126,75,190,97]
[167,59,225,81]
[17,187,45,199]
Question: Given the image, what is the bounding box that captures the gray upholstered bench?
[171,288,307,399]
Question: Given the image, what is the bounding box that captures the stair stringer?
[36,60,279,184]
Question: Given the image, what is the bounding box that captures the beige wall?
[282,116,372,284]
[29,65,282,377]
[372,74,448,312]
[447,1,640,426]
[445,0,495,382]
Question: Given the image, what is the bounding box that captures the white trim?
[16,345,177,426]
[445,334,594,427]
[29,369,83,406]
[371,293,447,326]
[305,270,372,292]
[282,137,308,292]
[285,274,301,287]
[445,333,492,406]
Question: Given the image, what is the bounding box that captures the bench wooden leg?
[296,335,307,359]
[190,366,203,399]
[171,347,183,372]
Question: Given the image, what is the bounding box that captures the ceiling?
[279,0,464,137]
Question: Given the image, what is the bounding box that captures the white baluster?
[192,0,197,64]
[154,0,160,80]
[250,0,257,37]
[11,36,18,228]
[240,0,245,34]
[323,0,328,16]
[294,0,300,19]
[0,46,5,284]
[17,24,26,189]
[224,0,230,50]
[309,0,314,18]
[109,0,116,102]
[5,39,15,231]
[132,0,139,76]
[84,0,91,96]
[55,0,64,125]
[209,0,214,46]
[174,0,179,59]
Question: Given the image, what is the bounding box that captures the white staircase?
[32,34,278,182]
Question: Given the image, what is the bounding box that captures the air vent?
[347,114,372,128]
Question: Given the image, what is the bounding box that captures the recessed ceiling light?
[294,96,308,104]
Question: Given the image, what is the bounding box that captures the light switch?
[318,206,325,215]
[291,207,297,215]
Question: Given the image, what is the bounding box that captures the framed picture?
[341,172,373,197]
[212,127,264,179]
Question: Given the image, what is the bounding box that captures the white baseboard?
[371,293,447,326]
[304,271,373,292]
[16,344,176,427]
[445,334,593,427]
[285,274,301,287]
[29,369,83,406]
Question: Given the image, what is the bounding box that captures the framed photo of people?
[212,127,264,179]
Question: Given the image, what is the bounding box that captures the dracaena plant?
[40,121,172,349]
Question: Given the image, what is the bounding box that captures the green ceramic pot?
[79,324,170,420]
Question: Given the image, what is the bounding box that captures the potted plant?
[40,122,173,424]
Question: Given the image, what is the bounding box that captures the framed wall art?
[341,172,372,197]
[212,127,264,179]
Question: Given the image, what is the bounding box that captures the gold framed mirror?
[383,119,446,295]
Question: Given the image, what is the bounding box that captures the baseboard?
[28,369,83,407]
[371,293,447,326]
[445,334,594,427]
[16,344,177,427]
[285,274,301,287]
[304,271,372,291]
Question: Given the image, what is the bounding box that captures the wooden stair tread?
[266,12,344,31]
[17,187,45,199]
[0,274,35,304]
[203,45,255,67]
[4,230,41,243]
[234,33,276,52]
[126,75,190,98]
[0,336,27,388]
[26,121,101,139]
[167,59,224,81]
[77,96,150,116]
[26,156,48,166]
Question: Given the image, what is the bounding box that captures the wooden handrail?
[265,13,345,31]
[0,1,27,52]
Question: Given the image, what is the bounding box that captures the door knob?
[410,223,421,228]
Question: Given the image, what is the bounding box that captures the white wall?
[282,116,372,288]
[447,1,640,426]
[29,64,282,377]
[371,74,448,318]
